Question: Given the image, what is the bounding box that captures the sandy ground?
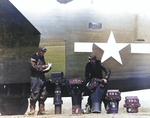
[1,89,150,118]
[0,113,150,118]
[0,97,150,118]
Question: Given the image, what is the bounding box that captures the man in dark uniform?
[28,47,52,115]
[85,54,111,113]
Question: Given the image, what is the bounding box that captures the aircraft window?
[89,22,102,29]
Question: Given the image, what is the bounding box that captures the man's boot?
[28,104,35,115]
[83,103,91,114]
[38,104,46,115]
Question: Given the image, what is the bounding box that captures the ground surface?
[1,113,150,118]
[1,89,150,118]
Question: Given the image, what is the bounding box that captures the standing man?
[85,54,111,113]
[28,47,52,115]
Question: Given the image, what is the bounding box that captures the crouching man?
[85,54,111,113]
[28,47,52,115]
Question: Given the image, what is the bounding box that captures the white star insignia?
[95,31,129,65]
[74,31,150,65]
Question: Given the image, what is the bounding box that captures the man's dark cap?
[89,54,96,60]
[38,47,47,52]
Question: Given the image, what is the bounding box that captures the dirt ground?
[1,95,150,118]
[1,113,150,118]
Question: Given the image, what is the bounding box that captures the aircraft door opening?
[42,41,66,80]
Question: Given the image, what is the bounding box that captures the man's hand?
[42,65,48,69]
[102,79,107,83]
